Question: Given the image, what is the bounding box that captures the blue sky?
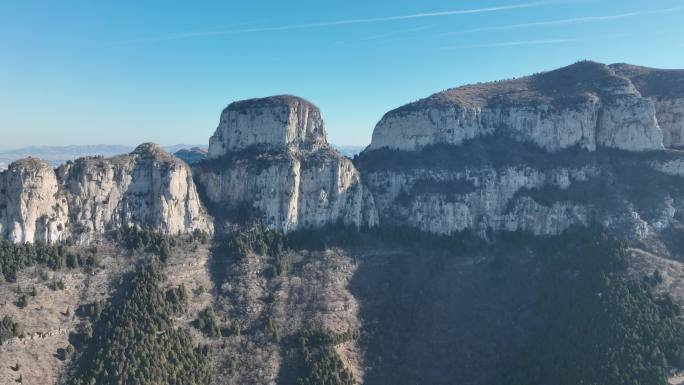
[1,0,683,149]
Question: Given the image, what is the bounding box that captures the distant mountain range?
[334,145,365,158]
[0,143,365,170]
[5,62,684,385]
[0,144,206,170]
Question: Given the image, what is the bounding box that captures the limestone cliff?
[5,62,684,244]
[7,61,684,385]
[369,61,665,152]
[197,95,377,231]
[358,61,684,241]
[0,158,68,243]
[208,95,327,157]
[610,63,684,148]
[0,143,212,243]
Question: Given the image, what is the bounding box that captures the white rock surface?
[6,62,683,243]
[0,158,68,243]
[199,150,377,231]
[59,143,213,243]
[596,95,663,151]
[609,63,684,149]
[361,153,684,239]
[0,143,212,243]
[364,165,594,236]
[357,61,684,238]
[369,61,666,152]
[370,100,601,152]
[208,95,327,158]
[201,96,377,231]
[654,98,684,148]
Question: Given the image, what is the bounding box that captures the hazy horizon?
[2,0,684,148]
[0,143,366,171]
[0,142,365,152]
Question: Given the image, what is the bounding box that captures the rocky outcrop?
[369,61,665,152]
[364,163,592,236]
[611,63,684,148]
[0,143,212,243]
[174,147,208,164]
[357,141,684,239]
[654,98,684,148]
[197,95,377,231]
[359,61,684,239]
[5,62,684,243]
[208,95,328,158]
[0,158,68,243]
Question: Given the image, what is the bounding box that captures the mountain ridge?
[369,60,684,152]
[4,60,684,385]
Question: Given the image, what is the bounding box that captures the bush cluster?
[0,315,22,344]
[70,257,211,385]
[0,240,97,282]
[503,229,684,385]
[296,328,357,385]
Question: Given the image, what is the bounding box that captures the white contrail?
[439,38,579,49]
[117,1,569,44]
[331,25,436,47]
[334,6,680,48]
[439,7,684,36]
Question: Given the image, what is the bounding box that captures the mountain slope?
[358,61,684,249]
[3,61,684,385]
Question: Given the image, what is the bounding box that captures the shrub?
[193,307,220,337]
[0,316,22,344]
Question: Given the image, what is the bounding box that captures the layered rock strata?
[359,61,684,239]
[197,95,378,231]
[0,158,68,243]
[208,95,328,157]
[0,143,212,243]
[610,63,684,148]
[369,61,666,152]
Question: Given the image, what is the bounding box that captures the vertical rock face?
[358,138,684,239]
[610,63,684,148]
[369,61,665,152]
[357,144,596,237]
[359,61,684,239]
[0,158,68,243]
[596,94,662,150]
[197,96,377,231]
[208,95,328,158]
[0,144,213,244]
[59,143,213,243]
[5,61,684,243]
[654,99,684,148]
